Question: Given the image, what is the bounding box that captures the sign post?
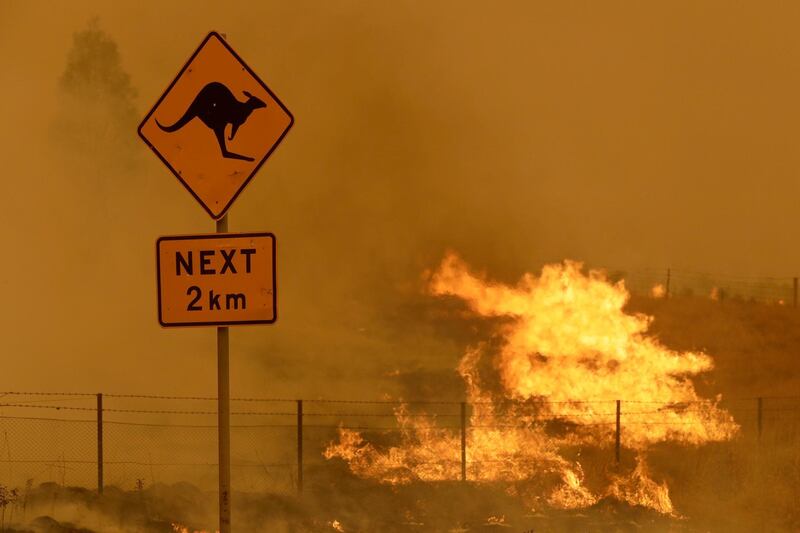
[217,215,231,532]
[140,31,292,533]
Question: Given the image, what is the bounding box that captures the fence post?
[757,397,763,442]
[793,277,798,308]
[615,400,621,464]
[460,402,467,481]
[297,400,303,494]
[665,268,671,299]
[97,393,103,494]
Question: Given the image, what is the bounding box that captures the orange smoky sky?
[2,1,800,397]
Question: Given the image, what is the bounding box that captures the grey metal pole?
[460,402,467,481]
[97,393,103,494]
[297,400,303,494]
[217,30,232,533]
[615,400,621,464]
[217,214,231,533]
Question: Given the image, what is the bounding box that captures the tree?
[53,19,139,174]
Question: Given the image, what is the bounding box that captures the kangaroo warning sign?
[156,233,276,327]
[139,32,293,219]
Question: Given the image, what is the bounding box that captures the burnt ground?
[1,461,796,533]
[0,480,694,533]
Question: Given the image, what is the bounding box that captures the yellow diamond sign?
[138,32,293,219]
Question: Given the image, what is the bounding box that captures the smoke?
[1,0,799,398]
[0,477,688,532]
[2,3,800,530]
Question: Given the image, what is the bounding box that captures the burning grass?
[325,253,740,515]
[1,256,798,531]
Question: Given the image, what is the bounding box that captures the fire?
[608,455,675,515]
[486,515,506,525]
[171,524,217,533]
[324,253,738,514]
[650,283,666,298]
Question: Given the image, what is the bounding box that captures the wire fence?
[602,266,799,305]
[0,391,798,496]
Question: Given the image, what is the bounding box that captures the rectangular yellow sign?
[156,233,276,327]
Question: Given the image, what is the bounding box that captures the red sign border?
[138,31,294,220]
[156,232,277,327]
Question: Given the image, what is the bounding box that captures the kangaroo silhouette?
[156,82,266,162]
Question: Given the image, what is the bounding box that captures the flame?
[486,515,507,525]
[329,519,345,531]
[710,287,719,301]
[607,455,675,515]
[171,525,217,533]
[650,283,666,298]
[325,253,738,514]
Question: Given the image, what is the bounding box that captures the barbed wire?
[0,401,796,492]
[0,404,749,418]
[0,392,97,398]
[0,459,293,467]
[1,391,797,404]
[0,411,795,429]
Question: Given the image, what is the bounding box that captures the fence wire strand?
[0,393,797,494]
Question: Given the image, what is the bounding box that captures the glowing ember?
[650,283,666,298]
[486,515,507,525]
[325,253,739,514]
[171,524,218,533]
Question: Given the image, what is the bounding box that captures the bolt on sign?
[138,32,294,219]
[156,233,276,327]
